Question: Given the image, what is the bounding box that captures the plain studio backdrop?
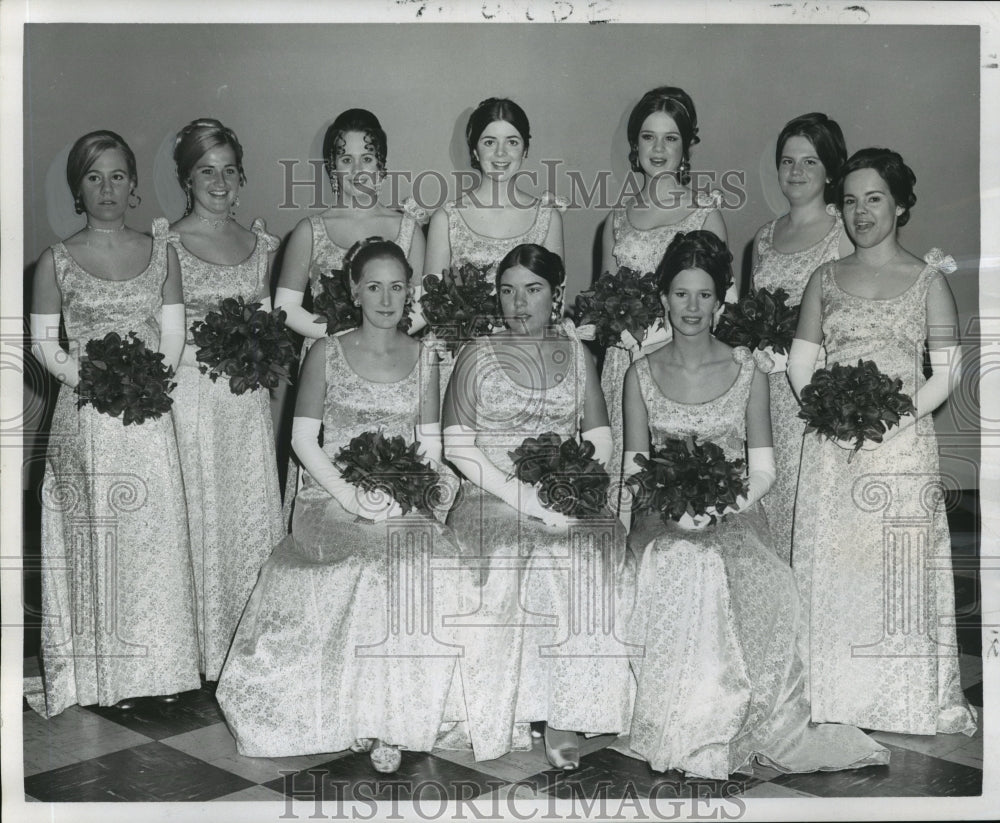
[21,22,980,489]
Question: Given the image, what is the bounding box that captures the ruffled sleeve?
[402,196,430,225]
[751,347,774,373]
[697,189,724,209]
[923,247,957,274]
[250,218,281,253]
[151,216,172,241]
[731,345,753,365]
[541,190,569,212]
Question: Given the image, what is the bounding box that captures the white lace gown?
[445,332,636,762]
[621,347,889,779]
[26,219,201,716]
[792,258,977,735]
[169,219,285,681]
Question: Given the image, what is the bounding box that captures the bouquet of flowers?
[314,268,412,335]
[420,263,498,353]
[508,432,610,517]
[628,435,747,525]
[190,296,296,395]
[573,267,663,349]
[798,359,915,455]
[714,287,799,355]
[75,331,175,425]
[313,268,360,334]
[335,430,441,516]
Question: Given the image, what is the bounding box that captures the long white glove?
[732,446,776,510]
[274,287,327,339]
[617,449,646,533]
[582,425,613,469]
[291,416,401,521]
[787,338,821,398]
[881,344,962,444]
[415,421,443,465]
[158,302,186,373]
[30,313,79,388]
[444,423,568,528]
[407,284,427,334]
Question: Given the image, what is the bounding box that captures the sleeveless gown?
[621,347,889,779]
[26,218,200,717]
[602,192,730,509]
[792,260,977,735]
[217,336,467,756]
[282,211,418,523]
[750,216,843,563]
[169,219,285,681]
[445,331,636,762]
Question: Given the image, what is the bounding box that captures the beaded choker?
[86,222,126,234]
[194,212,233,229]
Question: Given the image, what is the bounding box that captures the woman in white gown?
[620,229,888,778]
[443,243,635,770]
[217,239,465,773]
[787,148,977,736]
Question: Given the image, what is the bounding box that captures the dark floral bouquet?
[313,268,360,334]
[75,331,175,425]
[335,430,441,516]
[798,359,915,455]
[573,267,663,349]
[714,287,799,354]
[628,435,748,525]
[190,296,296,395]
[508,432,611,517]
[420,263,498,353]
[314,268,412,335]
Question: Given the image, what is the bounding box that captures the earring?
[128,191,141,209]
[353,298,361,307]
[184,186,193,215]
[232,195,240,210]
[678,158,690,183]
[73,195,84,215]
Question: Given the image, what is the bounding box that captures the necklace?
[86,222,126,234]
[194,212,232,229]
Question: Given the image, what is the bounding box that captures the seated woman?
[620,230,888,779]
[216,239,464,774]
[443,243,635,770]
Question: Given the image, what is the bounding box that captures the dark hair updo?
[496,243,565,292]
[775,112,847,204]
[465,97,531,171]
[322,108,388,183]
[655,230,732,299]
[836,147,917,228]
[344,236,412,286]
[66,130,138,215]
[173,118,247,210]
[626,86,700,184]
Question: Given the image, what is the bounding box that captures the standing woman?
[274,108,425,344]
[620,230,887,778]
[424,97,563,279]
[443,244,633,769]
[788,148,977,735]
[169,118,285,683]
[749,113,852,563]
[599,87,730,506]
[27,131,200,716]
[217,240,465,773]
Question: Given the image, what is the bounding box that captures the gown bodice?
[51,217,170,347]
[470,330,587,474]
[751,215,843,303]
[443,199,554,278]
[635,346,765,464]
[611,190,721,274]
[307,211,417,299]
[170,218,279,345]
